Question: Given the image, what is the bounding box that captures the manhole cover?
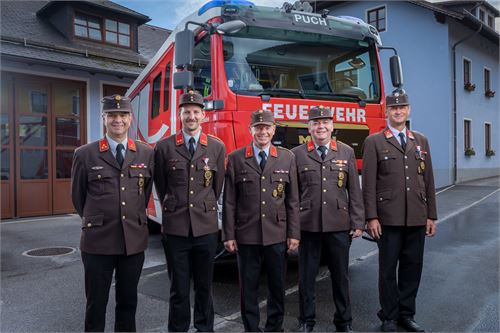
[23,247,76,257]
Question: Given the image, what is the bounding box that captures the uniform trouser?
[81,251,145,332]
[377,226,426,321]
[298,231,352,328]
[237,242,287,332]
[163,232,218,332]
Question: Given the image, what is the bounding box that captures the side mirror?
[389,55,404,88]
[216,20,246,35]
[173,71,194,90]
[174,29,194,69]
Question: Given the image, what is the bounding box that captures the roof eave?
[462,10,500,44]
[0,53,141,78]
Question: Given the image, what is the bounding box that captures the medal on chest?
[203,157,212,187]
[138,174,145,195]
[415,146,426,174]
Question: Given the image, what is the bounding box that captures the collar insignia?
[200,133,208,146]
[127,138,136,152]
[307,140,315,152]
[270,145,277,157]
[175,132,184,146]
[245,145,253,158]
[99,138,109,152]
[330,139,337,151]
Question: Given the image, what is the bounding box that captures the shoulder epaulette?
[277,146,292,152]
[207,133,224,143]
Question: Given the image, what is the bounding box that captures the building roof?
[0,1,170,77]
[437,1,499,17]
[37,0,151,25]
[313,0,498,45]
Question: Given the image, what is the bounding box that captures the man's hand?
[350,229,363,238]
[426,219,437,237]
[287,238,300,253]
[367,219,382,240]
[224,240,238,253]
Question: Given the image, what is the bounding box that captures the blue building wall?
[450,21,500,182]
[324,1,499,187]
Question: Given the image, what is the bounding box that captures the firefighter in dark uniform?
[153,90,226,332]
[292,106,364,332]
[222,109,300,332]
[71,95,154,332]
[362,91,437,332]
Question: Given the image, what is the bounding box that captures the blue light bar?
[198,0,255,16]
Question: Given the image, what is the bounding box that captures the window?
[193,36,212,97]
[463,59,471,84]
[367,6,386,32]
[487,15,494,28]
[151,74,162,119]
[105,19,131,47]
[74,13,102,41]
[484,68,491,92]
[479,8,485,22]
[164,64,171,111]
[464,119,471,150]
[150,65,171,119]
[485,123,491,152]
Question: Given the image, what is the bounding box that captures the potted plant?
[485,90,495,98]
[486,149,495,157]
[464,147,476,156]
[464,82,476,91]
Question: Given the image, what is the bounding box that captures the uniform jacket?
[154,132,226,237]
[71,138,154,255]
[222,144,300,246]
[292,139,364,232]
[362,128,437,226]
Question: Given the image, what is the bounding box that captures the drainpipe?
[451,22,482,184]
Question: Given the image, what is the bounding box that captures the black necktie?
[317,145,327,160]
[259,151,267,171]
[399,132,407,151]
[116,143,124,168]
[188,137,195,157]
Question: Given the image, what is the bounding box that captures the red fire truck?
[126,0,404,232]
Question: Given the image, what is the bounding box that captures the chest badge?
[138,174,145,195]
[273,182,285,198]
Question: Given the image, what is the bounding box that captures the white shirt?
[106,134,127,158]
[182,129,201,151]
[314,142,330,158]
[253,143,270,165]
[388,124,407,145]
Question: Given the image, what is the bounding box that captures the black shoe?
[397,317,424,332]
[336,324,353,332]
[381,320,397,332]
[293,322,313,332]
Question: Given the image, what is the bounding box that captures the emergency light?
[198,0,255,16]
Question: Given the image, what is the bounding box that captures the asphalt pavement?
[1,176,499,332]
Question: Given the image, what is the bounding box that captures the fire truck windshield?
[222,27,381,103]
